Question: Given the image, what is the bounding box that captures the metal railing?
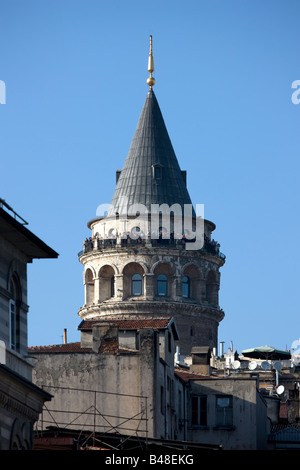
[78,237,225,260]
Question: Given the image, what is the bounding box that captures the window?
[157,274,167,296]
[9,299,16,350]
[152,164,162,180]
[182,276,190,298]
[155,166,161,179]
[191,396,207,426]
[132,274,142,296]
[216,395,233,427]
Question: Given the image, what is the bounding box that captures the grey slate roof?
[108,88,194,216]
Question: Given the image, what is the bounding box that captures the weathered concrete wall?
[187,377,268,450]
[32,350,149,435]
[30,323,188,441]
[31,329,166,439]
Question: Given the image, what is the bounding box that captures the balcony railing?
[78,236,225,260]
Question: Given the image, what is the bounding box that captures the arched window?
[157,274,167,296]
[9,291,16,350]
[132,274,142,296]
[85,269,94,305]
[99,265,115,301]
[182,276,190,298]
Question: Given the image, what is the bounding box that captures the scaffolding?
[34,384,148,450]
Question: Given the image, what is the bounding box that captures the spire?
[147,35,155,89]
[107,38,194,217]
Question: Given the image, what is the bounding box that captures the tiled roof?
[28,341,138,356]
[28,342,92,353]
[175,369,218,382]
[78,316,173,331]
[0,206,58,260]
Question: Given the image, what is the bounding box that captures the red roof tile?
[78,316,172,331]
[98,338,118,355]
[175,369,218,382]
[28,342,92,353]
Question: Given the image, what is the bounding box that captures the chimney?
[190,346,211,375]
[92,323,119,354]
[175,346,180,364]
[63,328,67,344]
[219,341,225,357]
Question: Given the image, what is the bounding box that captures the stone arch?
[123,262,147,298]
[98,262,119,276]
[182,262,204,278]
[122,261,148,275]
[7,259,22,302]
[84,265,96,279]
[182,263,203,302]
[84,268,95,305]
[206,269,219,306]
[98,264,116,301]
[151,260,175,275]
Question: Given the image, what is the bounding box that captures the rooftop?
[0,199,58,260]
[78,315,176,331]
[107,88,195,218]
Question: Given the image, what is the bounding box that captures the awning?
[241,346,291,360]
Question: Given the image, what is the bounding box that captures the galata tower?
[78,37,225,356]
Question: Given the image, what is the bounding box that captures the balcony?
[78,235,225,260]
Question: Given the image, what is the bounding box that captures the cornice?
[78,301,225,323]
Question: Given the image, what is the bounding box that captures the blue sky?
[1,0,299,354]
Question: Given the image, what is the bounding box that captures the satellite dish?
[261,361,271,370]
[273,361,283,371]
[249,361,257,370]
[232,360,241,370]
[276,385,285,395]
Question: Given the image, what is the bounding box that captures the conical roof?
[108,88,194,217]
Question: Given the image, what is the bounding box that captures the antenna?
[261,361,271,370]
[273,361,283,371]
[276,385,285,395]
[232,360,241,370]
[249,361,257,370]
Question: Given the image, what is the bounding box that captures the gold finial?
[147,35,155,88]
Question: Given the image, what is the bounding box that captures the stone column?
[114,274,124,300]
[94,277,100,303]
[144,273,154,300]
